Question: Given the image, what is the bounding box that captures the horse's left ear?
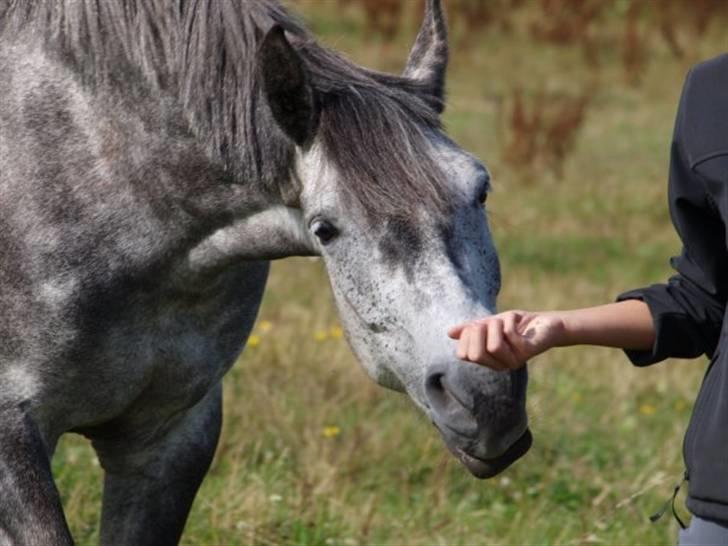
[259,25,319,146]
[403,0,448,114]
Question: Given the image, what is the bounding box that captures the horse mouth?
[453,428,533,479]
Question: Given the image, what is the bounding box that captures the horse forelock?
[1,0,456,223]
[301,42,453,224]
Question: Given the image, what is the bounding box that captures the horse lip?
[453,428,533,479]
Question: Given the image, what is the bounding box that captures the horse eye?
[476,171,490,206]
[478,189,488,205]
[312,220,339,244]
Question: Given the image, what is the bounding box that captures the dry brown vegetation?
[501,87,593,176]
[290,0,728,184]
[448,0,525,42]
[647,0,728,59]
[334,0,525,43]
[337,0,403,40]
[335,0,728,83]
[333,0,728,173]
[528,0,608,65]
[618,0,728,87]
[621,0,647,87]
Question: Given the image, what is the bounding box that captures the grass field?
[51,2,728,544]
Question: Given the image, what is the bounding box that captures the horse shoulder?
[0,40,269,437]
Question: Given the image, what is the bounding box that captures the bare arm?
[447,300,655,371]
[554,300,655,349]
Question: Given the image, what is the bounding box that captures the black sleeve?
[618,64,728,366]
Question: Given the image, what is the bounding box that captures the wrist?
[550,310,581,347]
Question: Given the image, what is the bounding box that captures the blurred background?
[54,1,728,544]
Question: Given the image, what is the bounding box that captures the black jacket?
[618,54,728,522]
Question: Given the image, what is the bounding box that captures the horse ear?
[403,0,448,114]
[259,25,319,146]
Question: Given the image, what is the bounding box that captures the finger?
[458,326,505,370]
[462,324,510,371]
[485,319,519,369]
[485,318,503,355]
[503,313,527,360]
[470,352,508,371]
[456,327,471,361]
[463,334,505,370]
[449,316,492,338]
[503,312,517,341]
[466,323,487,364]
[447,323,466,339]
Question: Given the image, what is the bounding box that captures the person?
[448,54,728,546]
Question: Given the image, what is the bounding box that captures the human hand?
[447,310,566,371]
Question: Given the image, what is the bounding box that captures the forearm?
[553,300,655,350]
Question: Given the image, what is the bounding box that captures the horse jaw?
[185,206,316,275]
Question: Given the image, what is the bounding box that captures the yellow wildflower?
[639,403,657,416]
[322,425,341,438]
[329,326,344,339]
[258,320,273,333]
[247,334,261,348]
[314,330,328,342]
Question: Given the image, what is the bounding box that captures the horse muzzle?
[447,428,532,479]
[424,361,530,479]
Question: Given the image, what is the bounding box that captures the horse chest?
[138,310,236,397]
[124,268,268,407]
[54,263,270,433]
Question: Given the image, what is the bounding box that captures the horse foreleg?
[93,385,222,546]
[0,404,73,546]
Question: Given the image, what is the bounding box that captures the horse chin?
[449,429,533,479]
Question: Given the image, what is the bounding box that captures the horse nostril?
[425,366,479,437]
[425,364,530,458]
[425,370,467,416]
[425,372,447,407]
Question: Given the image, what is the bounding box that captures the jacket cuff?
[616,287,673,366]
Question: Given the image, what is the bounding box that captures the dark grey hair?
[1,0,452,220]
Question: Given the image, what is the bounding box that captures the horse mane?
[0,0,451,221]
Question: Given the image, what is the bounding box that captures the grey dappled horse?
[0,0,530,544]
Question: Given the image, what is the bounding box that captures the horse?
[0,0,530,544]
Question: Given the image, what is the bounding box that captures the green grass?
[52,2,720,544]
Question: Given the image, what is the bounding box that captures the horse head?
[245,0,531,478]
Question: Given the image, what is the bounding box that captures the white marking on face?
[39,277,79,311]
